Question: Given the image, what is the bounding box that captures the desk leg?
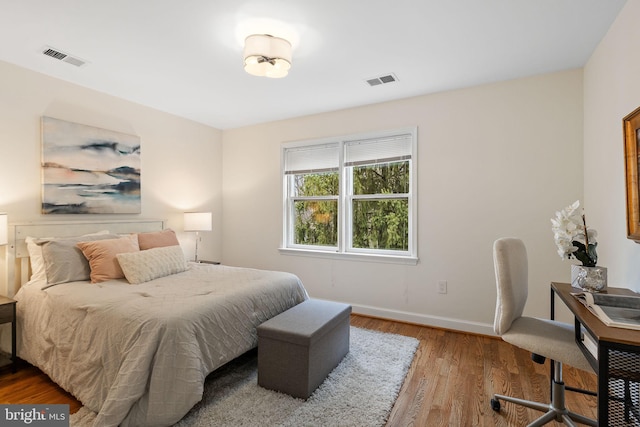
[599,343,610,427]
[599,341,640,426]
[550,288,555,399]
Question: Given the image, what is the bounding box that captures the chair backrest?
[493,237,529,336]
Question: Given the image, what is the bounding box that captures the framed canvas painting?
[624,106,640,242]
[41,117,141,214]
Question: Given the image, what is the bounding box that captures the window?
[282,128,417,263]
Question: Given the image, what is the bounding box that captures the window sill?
[278,247,419,265]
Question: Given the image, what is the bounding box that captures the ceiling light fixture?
[243,34,292,78]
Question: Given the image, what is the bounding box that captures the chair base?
[492,394,596,427]
[491,363,597,427]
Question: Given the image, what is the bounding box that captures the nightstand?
[0,296,17,373]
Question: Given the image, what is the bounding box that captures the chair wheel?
[490,398,501,411]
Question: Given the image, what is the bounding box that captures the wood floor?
[0,314,598,426]
[351,315,598,426]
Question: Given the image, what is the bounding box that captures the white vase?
[571,264,607,292]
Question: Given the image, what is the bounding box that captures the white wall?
[0,52,592,335]
[222,69,585,334]
[0,60,224,296]
[584,0,640,291]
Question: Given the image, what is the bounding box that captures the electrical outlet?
[438,280,447,294]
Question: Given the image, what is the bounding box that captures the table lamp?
[184,212,212,262]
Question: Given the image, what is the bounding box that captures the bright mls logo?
[0,405,68,426]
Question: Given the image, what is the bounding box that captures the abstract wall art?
[41,116,141,214]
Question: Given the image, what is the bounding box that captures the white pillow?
[25,236,47,282]
[116,245,188,284]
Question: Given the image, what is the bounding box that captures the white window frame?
[280,127,418,265]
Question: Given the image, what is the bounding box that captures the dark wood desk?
[552,282,640,426]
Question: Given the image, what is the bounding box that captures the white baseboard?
[350,303,495,336]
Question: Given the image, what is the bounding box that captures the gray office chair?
[491,237,597,426]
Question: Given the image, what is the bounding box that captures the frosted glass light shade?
[0,213,7,246]
[184,212,212,231]
[244,34,292,78]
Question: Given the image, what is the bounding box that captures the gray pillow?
[39,234,120,287]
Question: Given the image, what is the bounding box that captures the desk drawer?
[0,303,15,324]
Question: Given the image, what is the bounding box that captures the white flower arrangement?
[551,200,598,267]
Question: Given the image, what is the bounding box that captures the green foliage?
[293,172,339,246]
[293,161,410,251]
[572,241,598,267]
[352,199,409,250]
[294,172,339,196]
[353,162,409,195]
[294,200,338,246]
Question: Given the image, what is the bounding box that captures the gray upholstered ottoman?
[257,299,352,399]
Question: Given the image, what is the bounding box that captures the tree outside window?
[351,161,409,251]
[292,172,339,246]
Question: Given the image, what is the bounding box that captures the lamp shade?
[184,212,212,232]
[243,34,292,78]
[0,213,7,246]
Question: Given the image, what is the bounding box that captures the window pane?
[293,172,339,197]
[294,200,338,246]
[352,199,408,250]
[353,161,409,195]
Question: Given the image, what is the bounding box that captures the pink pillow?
[77,234,140,283]
[137,229,179,250]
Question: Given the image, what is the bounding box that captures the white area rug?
[71,327,419,427]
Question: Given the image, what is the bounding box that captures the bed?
[3,220,308,426]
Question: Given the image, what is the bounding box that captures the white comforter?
[15,263,308,426]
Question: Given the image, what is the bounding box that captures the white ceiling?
[0,0,627,130]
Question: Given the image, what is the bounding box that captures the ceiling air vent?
[41,46,87,67]
[366,73,398,87]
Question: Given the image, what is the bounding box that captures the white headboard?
[5,219,165,297]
